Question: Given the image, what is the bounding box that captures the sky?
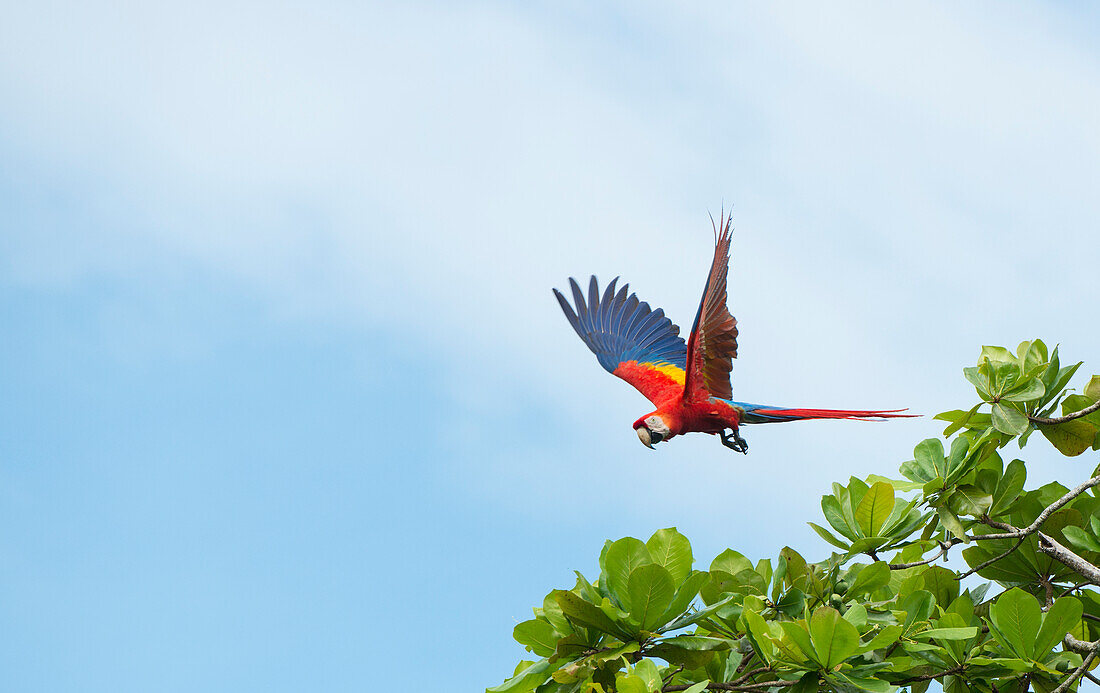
[2,2,1100,691]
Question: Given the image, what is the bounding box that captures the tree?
[488,340,1100,693]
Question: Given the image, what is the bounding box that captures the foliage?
[489,340,1100,693]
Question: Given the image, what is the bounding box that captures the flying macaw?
[553,213,912,453]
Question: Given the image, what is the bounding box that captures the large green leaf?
[843,561,890,600]
[1062,526,1100,553]
[821,496,857,540]
[513,619,558,657]
[992,402,1029,436]
[779,621,819,665]
[808,522,851,550]
[991,459,1027,515]
[913,627,979,641]
[854,482,895,537]
[810,606,859,669]
[949,485,993,517]
[1039,419,1098,457]
[552,590,627,638]
[1085,376,1100,401]
[709,548,753,576]
[989,588,1041,660]
[627,564,676,631]
[604,538,653,610]
[657,570,708,630]
[646,528,693,584]
[487,658,558,693]
[1033,596,1083,658]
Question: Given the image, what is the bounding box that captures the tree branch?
[957,534,1028,580]
[889,540,959,570]
[1037,533,1100,586]
[663,681,787,692]
[972,475,1100,542]
[892,665,965,684]
[1029,399,1100,425]
[1052,648,1098,693]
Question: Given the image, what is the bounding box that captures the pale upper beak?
[636,426,660,449]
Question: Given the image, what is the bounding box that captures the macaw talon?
[720,429,748,454]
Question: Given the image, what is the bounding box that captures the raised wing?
[554,276,687,406]
[684,213,739,400]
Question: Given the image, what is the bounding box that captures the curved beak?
[636,426,655,449]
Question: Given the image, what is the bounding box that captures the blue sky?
[3,2,1100,691]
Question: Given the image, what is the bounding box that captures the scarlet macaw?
[553,214,911,453]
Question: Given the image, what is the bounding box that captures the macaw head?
[634,414,673,449]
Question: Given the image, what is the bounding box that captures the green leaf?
[657,570,709,630]
[854,482,895,537]
[919,565,959,608]
[1002,378,1045,402]
[901,591,936,630]
[653,635,731,651]
[989,588,1041,660]
[992,402,1029,436]
[604,538,653,611]
[632,659,661,691]
[821,496,857,540]
[855,625,903,654]
[552,590,627,638]
[741,608,777,664]
[914,626,979,640]
[615,674,649,693]
[828,672,893,692]
[950,485,993,517]
[775,588,805,617]
[1040,419,1099,457]
[681,682,709,693]
[646,528,693,584]
[981,345,1017,364]
[937,506,968,542]
[1033,596,1083,658]
[964,366,991,397]
[1062,526,1100,553]
[937,404,983,437]
[843,562,890,600]
[709,549,753,576]
[914,439,947,479]
[810,606,860,669]
[779,621,819,664]
[808,522,851,550]
[513,620,558,657]
[1085,376,1100,401]
[487,658,558,693]
[627,564,676,631]
[991,459,1027,515]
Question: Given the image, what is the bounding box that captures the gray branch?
[1029,398,1100,425]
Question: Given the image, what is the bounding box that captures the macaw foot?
[720,429,749,454]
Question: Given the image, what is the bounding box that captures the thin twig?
[957,535,1028,580]
[1029,399,1100,425]
[729,667,771,686]
[889,541,959,570]
[893,665,965,684]
[663,681,787,692]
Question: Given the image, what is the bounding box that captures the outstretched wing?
[554,276,687,406]
[684,213,739,400]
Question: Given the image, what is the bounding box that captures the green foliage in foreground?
[490,340,1100,693]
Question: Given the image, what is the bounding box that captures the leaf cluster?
[491,341,1100,693]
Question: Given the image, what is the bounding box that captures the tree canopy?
[489,340,1100,693]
